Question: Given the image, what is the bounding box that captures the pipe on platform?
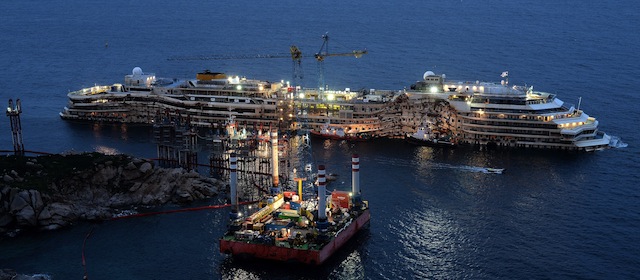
[352,154,360,200]
[270,130,280,194]
[317,165,327,221]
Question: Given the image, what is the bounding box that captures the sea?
[1,0,639,279]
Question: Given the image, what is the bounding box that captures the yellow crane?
[167,34,367,92]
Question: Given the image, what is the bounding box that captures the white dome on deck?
[132,67,143,76]
[423,71,436,80]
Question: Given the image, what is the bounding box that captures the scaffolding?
[153,110,198,171]
[6,99,25,156]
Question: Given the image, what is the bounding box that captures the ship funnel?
[317,165,328,226]
[270,130,280,194]
[229,153,240,221]
[352,154,361,204]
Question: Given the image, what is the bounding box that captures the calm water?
[1,0,639,279]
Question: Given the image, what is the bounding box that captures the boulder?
[128,182,142,192]
[28,190,44,212]
[15,205,36,227]
[121,168,142,181]
[124,161,137,170]
[3,175,13,183]
[9,191,29,213]
[139,162,153,173]
[37,207,51,221]
[91,166,118,186]
[47,203,76,220]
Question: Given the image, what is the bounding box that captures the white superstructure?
[60,68,290,129]
[407,71,612,151]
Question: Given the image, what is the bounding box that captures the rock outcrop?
[0,269,49,280]
[0,153,223,235]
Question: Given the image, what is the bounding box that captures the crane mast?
[314,33,367,94]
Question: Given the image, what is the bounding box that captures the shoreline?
[0,152,224,237]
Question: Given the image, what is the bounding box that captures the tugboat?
[406,126,456,148]
[219,154,370,265]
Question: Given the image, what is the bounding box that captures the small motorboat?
[485,168,505,174]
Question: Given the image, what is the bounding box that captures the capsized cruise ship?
[60,67,293,129]
[60,67,619,151]
[406,71,613,151]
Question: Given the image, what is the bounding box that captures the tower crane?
[166,34,367,93]
[314,33,367,93]
[168,46,305,90]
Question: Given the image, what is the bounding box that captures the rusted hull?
[220,209,370,265]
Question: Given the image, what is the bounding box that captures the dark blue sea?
[1,0,639,279]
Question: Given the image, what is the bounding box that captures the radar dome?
[423,71,436,80]
[132,67,143,76]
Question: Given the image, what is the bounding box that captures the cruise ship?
[406,71,612,151]
[293,87,397,139]
[60,67,616,151]
[60,67,397,136]
[60,67,293,129]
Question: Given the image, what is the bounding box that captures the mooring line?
[110,200,257,220]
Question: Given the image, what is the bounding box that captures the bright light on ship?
[430,86,437,93]
[298,93,305,99]
[327,94,335,101]
[236,85,242,91]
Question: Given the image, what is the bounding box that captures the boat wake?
[373,157,504,174]
[436,163,504,174]
[609,136,628,148]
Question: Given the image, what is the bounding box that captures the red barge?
[220,152,370,265]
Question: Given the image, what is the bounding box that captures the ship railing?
[69,85,112,96]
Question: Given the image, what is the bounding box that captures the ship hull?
[220,208,370,265]
[309,130,368,142]
[406,136,456,148]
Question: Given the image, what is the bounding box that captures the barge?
[219,154,370,265]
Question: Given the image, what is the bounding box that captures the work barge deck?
[219,153,370,265]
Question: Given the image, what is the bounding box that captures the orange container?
[331,191,351,209]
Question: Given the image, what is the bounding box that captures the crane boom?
[168,53,292,61]
[314,33,367,93]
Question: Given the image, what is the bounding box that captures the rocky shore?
[0,152,224,235]
[0,269,49,280]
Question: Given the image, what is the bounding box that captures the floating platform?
[219,204,369,265]
[219,154,369,265]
